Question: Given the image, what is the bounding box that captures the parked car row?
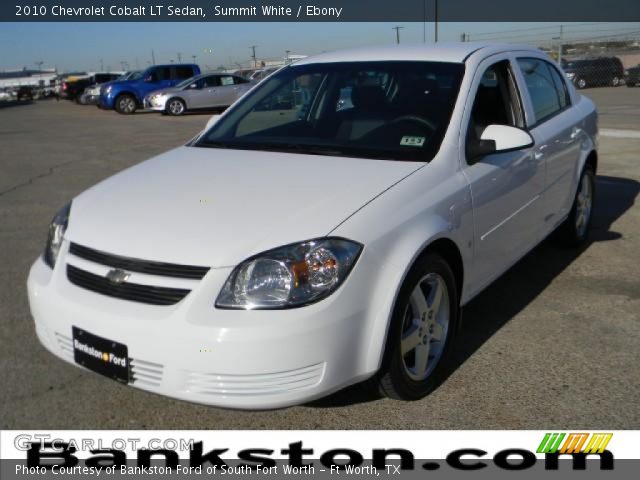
[62,63,262,115]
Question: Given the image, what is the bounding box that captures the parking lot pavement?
[1,94,639,429]
[584,86,640,131]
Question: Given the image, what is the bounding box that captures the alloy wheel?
[169,99,185,115]
[118,96,136,113]
[400,273,450,381]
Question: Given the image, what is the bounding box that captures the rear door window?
[151,67,171,81]
[202,76,221,88]
[172,67,195,80]
[517,58,568,124]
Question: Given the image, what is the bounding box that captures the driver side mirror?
[144,75,153,83]
[468,124,534,163]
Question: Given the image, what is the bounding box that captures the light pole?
[177,52,182,63]
[434,0,439,43]
[192,55,197,64]
[392,26,404,44]
[285,50,291,64]
[35,61,44,72]
[250,45,258,68]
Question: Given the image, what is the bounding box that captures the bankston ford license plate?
[72,327,129,383]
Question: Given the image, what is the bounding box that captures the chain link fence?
[465,23,640,89]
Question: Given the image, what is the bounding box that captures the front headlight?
[216,238,362,309]
[43,202,71,268]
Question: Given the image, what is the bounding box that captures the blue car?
[99,64,201,114]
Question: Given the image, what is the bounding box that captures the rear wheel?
[555,167,595,247]
[377,253,459,400]
[576,77,587,89]
[611,76,621,87]
[115,94,137,114]
[166,98,186,116]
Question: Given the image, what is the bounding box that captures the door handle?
[570,127,581,140]
[534,144,547,161]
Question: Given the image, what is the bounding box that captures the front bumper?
[27,243,374,409]
[82,94,100,105]
[143,95,167,111]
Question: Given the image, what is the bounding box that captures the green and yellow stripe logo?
[537,433,612,454]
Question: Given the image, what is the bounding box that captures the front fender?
[331,166,474,374]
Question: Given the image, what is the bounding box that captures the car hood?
[146,86,181,97]
[67,146,422,267]
[102,79,138,90]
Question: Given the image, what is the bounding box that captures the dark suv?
[561,57,624,89]
[99,64,200,114]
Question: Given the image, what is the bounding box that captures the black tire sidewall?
[378,253,459,400]
[558,166,596,246]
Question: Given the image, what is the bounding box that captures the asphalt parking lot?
[1,88,639,429]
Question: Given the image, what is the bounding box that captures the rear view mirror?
[144,75,153,82]
[189,83,198,89]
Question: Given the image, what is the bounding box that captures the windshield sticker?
[400,136,426,147]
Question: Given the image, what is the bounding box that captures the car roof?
[150,64,198,68]
[294,42,541,65]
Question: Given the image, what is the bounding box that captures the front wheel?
[576,77,587,89]
[376,253,459,400]
[611,76,621,87]
[115,94,137,114]
[166,98,186,116]
[555,167,595,247]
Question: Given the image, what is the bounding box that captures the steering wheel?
[387,115,437,132]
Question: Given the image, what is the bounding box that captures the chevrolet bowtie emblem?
[105,269,130,284]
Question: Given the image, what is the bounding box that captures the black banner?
[4,0,640,22]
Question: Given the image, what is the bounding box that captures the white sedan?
[28,43,597,409]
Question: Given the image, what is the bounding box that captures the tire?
[166,98,186,116]
[555,166,595,247]
[376,253,460,400]
[611,76,620,87]
[114,94,137,114]
[576,77,587,89]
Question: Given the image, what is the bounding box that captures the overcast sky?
[1,22,639,72]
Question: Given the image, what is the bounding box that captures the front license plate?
[72,327,129,384]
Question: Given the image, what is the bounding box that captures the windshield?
[119,71,142,81]
[176,75,199,89]
[196,61,464,161]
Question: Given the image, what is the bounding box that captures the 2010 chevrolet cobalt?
[28,44,597,409]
